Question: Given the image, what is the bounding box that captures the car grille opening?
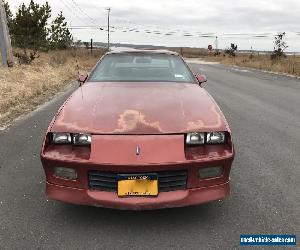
[88,170,188,192]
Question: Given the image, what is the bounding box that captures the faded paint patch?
[115,110,162,133]
[187,105,222,130]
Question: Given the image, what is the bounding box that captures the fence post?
[90,38,93,55]
[292,53,295,75]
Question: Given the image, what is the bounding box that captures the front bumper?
[46,181,230,210]
[41,134,234,209]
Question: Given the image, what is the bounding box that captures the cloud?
[9,0,300,50]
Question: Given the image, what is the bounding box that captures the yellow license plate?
[117,174,158,197]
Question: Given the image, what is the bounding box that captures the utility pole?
[106,7,111,51]
[215,36,219,54]
[0,0,13,67]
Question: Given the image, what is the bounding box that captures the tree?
[8,0,51,63]
[48,12,73,49]
[11,1,51,50]
[225,43,238,57]
[3,0,73,63]
[271,32,288,59]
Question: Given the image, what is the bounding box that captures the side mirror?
[78,73,88,85]
[195,74,207,86]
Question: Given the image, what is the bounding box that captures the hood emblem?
[136,146,140,156]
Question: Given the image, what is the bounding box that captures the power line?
[68,25,104,30]
[60,0,104,35]
[65,12,299,41]
[70,0,97,23]
[67,24,283,39]
[60,0,90,26]
[68,0,103,30]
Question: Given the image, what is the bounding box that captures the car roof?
[106,49,179,56]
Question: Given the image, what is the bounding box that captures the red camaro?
[40,50,234,210]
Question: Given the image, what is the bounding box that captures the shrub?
[225,43,238,57]
[271,32,288,60]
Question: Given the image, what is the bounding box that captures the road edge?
[186,57,300,80]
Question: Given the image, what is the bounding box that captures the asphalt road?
[0,62,299,250]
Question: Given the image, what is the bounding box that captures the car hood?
[50,82,228,134]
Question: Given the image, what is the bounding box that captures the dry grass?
[175,47,300,77]
[0,48,105,128]
[169,47,208,58]
[201,53,300,76]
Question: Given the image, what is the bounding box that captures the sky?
[8,0,300,51]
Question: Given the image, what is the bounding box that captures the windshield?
[88,53,196,83]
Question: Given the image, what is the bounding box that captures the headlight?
[51,133,91,145]
[52,133,72,144]
[73,133,91,145]
[186,132,205,145]
[206,132,225,144]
